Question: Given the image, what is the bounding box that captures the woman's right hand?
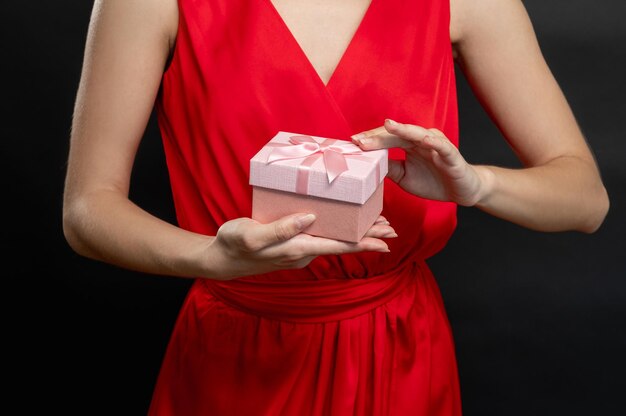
[205,213,396,280]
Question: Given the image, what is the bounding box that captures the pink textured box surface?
[250,131,387,204]
[252,182,384,243]
[249,131,388,242]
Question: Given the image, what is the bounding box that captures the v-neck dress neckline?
[260,0,377,91]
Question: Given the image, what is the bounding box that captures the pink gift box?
[249,131,388,242]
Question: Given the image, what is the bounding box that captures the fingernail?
[354,134,372,145]
[295,214,316,230]
[352,134,372,145]
[385,118,398,126]
[384,232,398,238]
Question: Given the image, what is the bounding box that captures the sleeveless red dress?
[149,0,462,414]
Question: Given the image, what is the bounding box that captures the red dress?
[149,0,462,414]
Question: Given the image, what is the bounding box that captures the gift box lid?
[250,131,388,204]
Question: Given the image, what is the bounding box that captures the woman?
[63,0,609,414]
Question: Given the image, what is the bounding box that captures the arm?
[63,0,393,280]
[63,0,213,276]
[351,0,608,233]
[450,0,609,232]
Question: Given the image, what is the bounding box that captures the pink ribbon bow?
[266,135,363,183]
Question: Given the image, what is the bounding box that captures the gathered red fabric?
[148,0,462,414]
[204,260,418,324]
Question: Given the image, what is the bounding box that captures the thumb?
[256,212,317,247]
[387,159,406,184]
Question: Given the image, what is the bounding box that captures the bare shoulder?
[450,0,531,60]
[88,0,179,58]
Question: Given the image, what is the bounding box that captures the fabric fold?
[203,260,420,324]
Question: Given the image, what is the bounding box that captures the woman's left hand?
[351,118,491,206]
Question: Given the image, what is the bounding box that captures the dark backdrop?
[3,1,625,414]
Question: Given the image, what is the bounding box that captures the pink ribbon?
[265,135,381,196]
[266,135,364,183]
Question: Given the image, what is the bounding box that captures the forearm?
[473,155,609,233]
[63,189,220,278]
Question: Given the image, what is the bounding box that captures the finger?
[356,237,390,252]
[351,129,411,150]
[308,236,390,255]
[363,223,398,238]
[246,212,317,249]
[384,119,433,145]
[265,234,390,258]
[351,119,432,151]
[427,128,447,138]
[387,159,406,184]
[420,135,459,165]
[374,215,389,225]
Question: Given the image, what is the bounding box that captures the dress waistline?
[201,260,422,324]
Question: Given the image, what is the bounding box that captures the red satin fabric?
[149,0,462,414]
[204,260,416,324]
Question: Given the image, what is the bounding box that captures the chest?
[267,0,373,86]
[162,0,457,143]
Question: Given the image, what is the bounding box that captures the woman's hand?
[351,119,491,206]
[205,213,396,280]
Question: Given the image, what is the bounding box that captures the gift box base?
[252,182,384,243]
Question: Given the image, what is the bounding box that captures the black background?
[2,0,625,414]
